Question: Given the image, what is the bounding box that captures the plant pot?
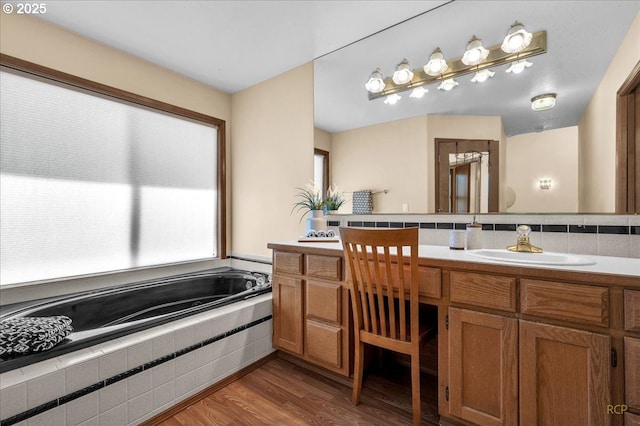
[307,209,327,232]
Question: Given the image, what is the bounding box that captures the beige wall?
[330,114,504,213]
[506,126,579,212]
[314,128,331,152]
[231,63,314,258]
[579,12,640,212]
[331,116,429,213]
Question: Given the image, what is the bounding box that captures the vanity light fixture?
[424,47,448,76]
[366,21,546,102]
[531,93,556,111]
[437,78,459,91]
[364,68,386,93]
[409,87,428,98]
[505,59,532,74]
[392,59,414,85]
[501,21,533,53]
[461,36,489,66]
[384,93,402,105]
[539,179,552,190]
[471,69,495,83]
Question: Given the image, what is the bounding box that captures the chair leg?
[352,340,364,405]
[411,351,421,426]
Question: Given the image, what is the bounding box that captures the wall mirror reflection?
[313,1,640,214]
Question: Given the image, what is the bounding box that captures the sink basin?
[465,249,596,266]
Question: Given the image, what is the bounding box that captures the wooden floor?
[155,356,440,425]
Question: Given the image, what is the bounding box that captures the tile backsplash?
[327,214,640,259]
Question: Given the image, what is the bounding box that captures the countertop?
[267,241,640,283]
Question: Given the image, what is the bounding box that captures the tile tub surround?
[327,213,640,258]
[0,293,274,426]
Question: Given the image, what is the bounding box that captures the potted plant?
[324,183,346,214]
[292,181,327,232]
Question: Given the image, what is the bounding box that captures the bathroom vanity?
[267,240,640,426]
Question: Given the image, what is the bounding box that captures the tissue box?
[352,190,373,214]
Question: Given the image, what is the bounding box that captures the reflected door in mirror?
[436,138,499,213]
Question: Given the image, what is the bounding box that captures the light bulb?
[392,59,414,85]
[437,78,459,91]
[364,68,385,93]
[506,59,533,74]
[384,94,401,105]
[409,87,428,98]
[471,69,495,83]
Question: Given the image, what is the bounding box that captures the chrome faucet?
[507,225,543,253]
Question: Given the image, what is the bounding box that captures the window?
[0,60,225,286]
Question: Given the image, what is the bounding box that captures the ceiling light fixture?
[462,36,489,66]
[470,69,495,83]
[366,22,547,102]
[505,59,532,74]
[364,68,385,93]
[392,59,414,85]
[531,93,556,111]
[501,21,533,53]
[424,48,448,76]
[437,78,459,91]
[384,94,402,105]
[409,87,428,98]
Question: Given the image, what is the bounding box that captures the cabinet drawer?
[306,280,341,324]
[306,254,342,281]
[306,320,342,369]
[626,337,640,411]
[625,290,640,332]
[368,262,441,299]
[450,271,516,312]
[418,266,442,299]
[274,251,303,274]
[521,279,609,327]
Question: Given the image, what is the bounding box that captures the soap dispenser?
[466,216,483,250]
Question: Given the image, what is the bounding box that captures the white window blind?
[0,69,218,285]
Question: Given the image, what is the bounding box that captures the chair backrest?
[340,227,419,343]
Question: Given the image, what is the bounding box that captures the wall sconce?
[539,179,552,190]
[365,22,546,101]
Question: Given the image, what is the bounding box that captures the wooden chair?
[340,226,428,426]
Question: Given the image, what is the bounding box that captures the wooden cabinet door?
[626,337,640,412]
[520,320,611,426]
[305,280,343,370]
[272,275,304,355]
[448,308,518,426]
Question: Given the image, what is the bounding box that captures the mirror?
[313,1,640,213]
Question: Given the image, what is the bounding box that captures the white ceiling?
[35,1,640,136]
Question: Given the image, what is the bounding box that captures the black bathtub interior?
[0,267,271,373]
